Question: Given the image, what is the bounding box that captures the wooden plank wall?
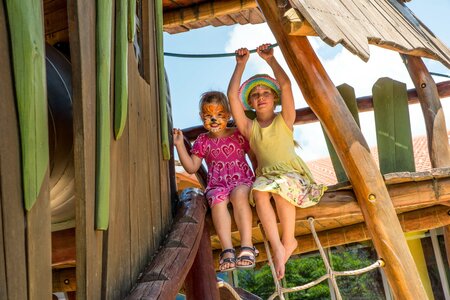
[67,0,172,298]
[0,2,28,299]
[68,0,104,299]
[1,1,53,299]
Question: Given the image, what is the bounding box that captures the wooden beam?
[209,172,450,247]
[125,189,208,299]
[403,54,450,268]
[53,268,76,292]
[256,1,428,298]
[67,0,104,298]
[182,80,450,141]
[184,218,220,300]
[212,205,450,269]
[283,8,317,36]
[163,0,258,28]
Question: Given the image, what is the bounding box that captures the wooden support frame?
[163,0,258,28]
[403,54,450,268]
[256,1,428,298]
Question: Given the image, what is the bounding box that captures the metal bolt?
[368,194,376,201]
[421,83,426,88]
[64,279,70,285]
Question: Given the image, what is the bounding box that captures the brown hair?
[199,91,230,113]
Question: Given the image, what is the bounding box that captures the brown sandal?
[219,248,236,272]
[236,246,259,269]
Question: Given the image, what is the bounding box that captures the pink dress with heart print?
[191,129,255,207]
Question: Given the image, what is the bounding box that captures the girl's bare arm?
[257,44,296,129]
[227,48,253,139]
[173,129,203,174]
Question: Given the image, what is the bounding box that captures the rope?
[430,72,450,79]
[259,217,385,300]
[164,43,279,58]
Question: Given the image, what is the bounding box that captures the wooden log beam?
[209,171,450,244]
[163,0,257,28]
[212,205,450,269]
[403,54,450,268]
[125,189,208,300]
[182,80,450,141]
[256,1,428,298]
[184,218,220,299]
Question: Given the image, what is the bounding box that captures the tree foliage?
[237,244,387,300]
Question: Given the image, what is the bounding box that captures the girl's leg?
[230,185,254,267]
[273,194,298,263]
[211,199,234,270]
[254,190,285,280]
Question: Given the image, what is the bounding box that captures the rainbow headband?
[238,74,281,110]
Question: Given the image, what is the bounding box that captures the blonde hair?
[199,91,230,113]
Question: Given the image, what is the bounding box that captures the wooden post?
[256,1,428,298]
[184,217,220,300]
[403,54,450,267]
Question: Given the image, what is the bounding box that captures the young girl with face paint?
[227,44,326,280]
[173,91,258,272]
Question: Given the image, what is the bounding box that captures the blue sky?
[164,0,450,161]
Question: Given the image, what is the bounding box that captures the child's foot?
[272,245,286,280]
[236,246,258,269]
[283,238,298,263]
[219,248,236,272]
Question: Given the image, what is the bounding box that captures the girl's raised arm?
[227,48,253,139]
[257,44,296,129]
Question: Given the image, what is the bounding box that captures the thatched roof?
[163,0,450,68]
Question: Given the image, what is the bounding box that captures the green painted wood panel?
[114,0,128,139]
[5,0,48,211]
[155,0,170,160]
[0,2,28,297]
[96,0,113,230]
[373,77,415,173]
[322,84,360,182]
[128,0,136,42]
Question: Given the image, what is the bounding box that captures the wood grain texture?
[68,0,104,298]
[213,205,450,269]
[185,218,220,300]
[0,2,28,298]
[403,55,450,268]
[256,1,428,298]
[126,190,207,299]
[114,0,128,139]
[95,0,113,230]
[289,0,450,68]
[373,77,415,173]
[5,0,49,211]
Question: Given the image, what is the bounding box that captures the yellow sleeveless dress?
[249,114,326,207]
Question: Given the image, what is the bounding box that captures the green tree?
[237,244,387,300]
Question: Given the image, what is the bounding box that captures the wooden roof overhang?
[163,0,450,68]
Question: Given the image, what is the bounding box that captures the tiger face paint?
[200,103,230,133]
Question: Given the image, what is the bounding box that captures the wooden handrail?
[183,80,450,141]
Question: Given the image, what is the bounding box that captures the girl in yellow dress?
[227,43,326,280]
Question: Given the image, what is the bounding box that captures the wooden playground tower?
[0,0,450,299]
